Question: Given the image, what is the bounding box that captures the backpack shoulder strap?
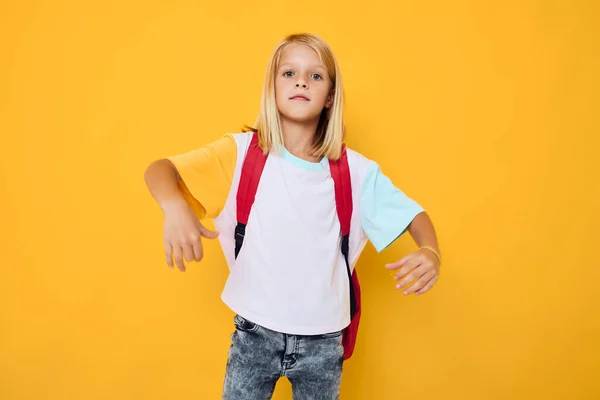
[329,145,352,237]
[330,146,362,360]
[235,132,268,258]
[329,146,357,317]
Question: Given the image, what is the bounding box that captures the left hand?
[385,248,440,295]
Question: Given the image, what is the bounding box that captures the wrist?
[419,245,441,263]
[160,197,188,214]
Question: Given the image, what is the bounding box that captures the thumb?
[199,223,219,239]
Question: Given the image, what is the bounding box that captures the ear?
[325,89,335,109]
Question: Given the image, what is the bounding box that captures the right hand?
[162,199,219,272]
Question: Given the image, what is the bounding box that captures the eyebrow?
[279,63,326,71]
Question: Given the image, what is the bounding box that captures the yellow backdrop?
[1,1,598,399]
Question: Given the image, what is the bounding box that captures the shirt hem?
[221,294,350,335]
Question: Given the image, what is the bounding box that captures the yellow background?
[1,1,598,399]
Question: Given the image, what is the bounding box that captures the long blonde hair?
[243,33,346,160]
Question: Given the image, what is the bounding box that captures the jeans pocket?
[319,330,343,339]
[233,314,260,333]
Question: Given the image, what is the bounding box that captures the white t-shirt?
[167,132,425,335]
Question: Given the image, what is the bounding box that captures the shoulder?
[224,131,255,170]
[344,147,377,184]
[228,131,254,150]
[345,147,371,167]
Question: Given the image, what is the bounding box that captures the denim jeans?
[222,314,344,399]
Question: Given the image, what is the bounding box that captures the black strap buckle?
[234,223,247,259]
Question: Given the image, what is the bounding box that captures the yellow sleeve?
[166,134,237,220]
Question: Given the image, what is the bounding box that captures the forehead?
[278,43,325,70]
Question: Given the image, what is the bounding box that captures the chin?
[279,108,321,123]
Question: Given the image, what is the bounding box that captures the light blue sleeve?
[360,162,425,252]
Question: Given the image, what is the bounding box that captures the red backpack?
[234,132,362,360]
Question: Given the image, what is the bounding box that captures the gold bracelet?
[419,245,441,263]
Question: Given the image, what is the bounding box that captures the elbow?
[143,158,179,184]
[144,159,165,183]
[143,159,157,182]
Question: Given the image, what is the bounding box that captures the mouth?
[290,95,310,101]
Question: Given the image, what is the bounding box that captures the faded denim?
[222,314,344,400]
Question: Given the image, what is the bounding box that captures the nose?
[295,81,307,89]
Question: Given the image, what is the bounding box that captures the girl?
[144,32,441,400]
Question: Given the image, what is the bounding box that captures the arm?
[143,159,188,214]
[407,212,442,259]
[144,159,218,272]
[386,211,442,296]
[357,160,441,295]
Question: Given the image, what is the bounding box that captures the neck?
[280,117,322,163]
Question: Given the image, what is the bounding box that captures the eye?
[283,71,294,77]
[311,73,323,80]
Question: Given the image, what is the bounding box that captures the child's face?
[275,43,334,126]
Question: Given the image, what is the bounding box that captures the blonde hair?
[243,32,346,160]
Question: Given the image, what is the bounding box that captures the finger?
[199,224,219,239]
[164,243,174,268]
[182,244,195,263]
[192,241,204,262]
[172,246,186,272]
[394,255,431,280]
[415,275,439,295]
[385,254,411,270]
[395,263,428,290]
[403,271,436,295]
[394,258,422,281]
